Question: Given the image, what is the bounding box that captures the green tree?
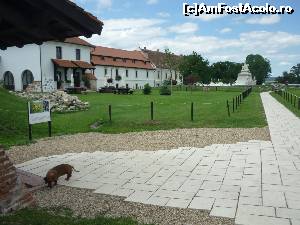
[179,52,210,85]
[164,48,181,94]
[143,83,152,95]
[290,63,300,83]
[211,61,242,85]
[246,54,271,85]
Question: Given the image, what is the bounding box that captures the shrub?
[107,78,113,83]
[160,84,171,95]
[143,83,152,95]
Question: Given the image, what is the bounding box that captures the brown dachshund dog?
[44,164,79,188]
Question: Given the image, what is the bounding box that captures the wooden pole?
[227,100,230,117]
[232,98,235,113]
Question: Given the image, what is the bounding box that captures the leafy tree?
[275,63,300,84]
[143,83,152,95]
[246,54,271,85]
[179,52,210,85]
[290,63,300,83]
[211,61,242,85]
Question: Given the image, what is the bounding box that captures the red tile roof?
[91,46,155,70]
[72,60,95,69]
[141,48,182,69]
[63,37,95,48]
[52,59,77,68]
[52,59,94,69]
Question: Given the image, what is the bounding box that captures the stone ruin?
[0,148,35,214]
[14,91,90,113]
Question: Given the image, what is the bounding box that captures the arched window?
[3,71,15,90]
[21,70,34,90]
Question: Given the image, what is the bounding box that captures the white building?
[140,47,182,87]
[0,37,95,92]
[0,37,182,92]
[91,46,156,90]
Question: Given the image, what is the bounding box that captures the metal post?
[232,98,235,113]
[191,102,194,121]
[151,101,154,120]
[48,121,52,137]
[236,96,238,109]
[109,105,112,122]
[28,124,32,141]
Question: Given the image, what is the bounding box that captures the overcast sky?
[75,0,300,77]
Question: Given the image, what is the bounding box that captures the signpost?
[27,100,51,140]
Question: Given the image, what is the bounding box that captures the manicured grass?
[271,92,300,118]
[0,208,152,225]
[0,87,267,148]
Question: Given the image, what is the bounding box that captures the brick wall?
[0,149,35,214]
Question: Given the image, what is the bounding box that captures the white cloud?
[194,14,226,21]
[146,0,158,5]
[219,28,232,34]
[168,23,198,34]
[157,12,170,18]
[245,15,281,25]
[279,62,292,66]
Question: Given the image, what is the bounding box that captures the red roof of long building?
[91,46,155,70]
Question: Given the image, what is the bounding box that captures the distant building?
[140,47,182,87]
[91,46,155,89]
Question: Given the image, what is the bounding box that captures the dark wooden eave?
[0,0,103,50]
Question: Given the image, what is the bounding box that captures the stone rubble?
[12,91,89,113]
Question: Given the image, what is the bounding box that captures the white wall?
[0,44,40,91]
[95,66,156,89]
[41,41,92,92]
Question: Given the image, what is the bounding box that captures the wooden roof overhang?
[0,0,103,50]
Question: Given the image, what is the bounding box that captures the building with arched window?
[0,37,95,92]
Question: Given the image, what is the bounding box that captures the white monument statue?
[234,63,256,86]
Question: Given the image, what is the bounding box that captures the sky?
[75,0,300,77]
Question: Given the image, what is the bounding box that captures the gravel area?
[33,186,234,225]
[8,127,270,164]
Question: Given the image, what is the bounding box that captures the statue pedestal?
[235,63,256,86]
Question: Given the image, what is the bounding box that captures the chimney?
[144,47,147,50]
[157,49,159,52]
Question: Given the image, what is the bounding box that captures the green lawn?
[0,87,267,148]
[271,91,300,118]
[288,87,300,96]
[0,208,152,225]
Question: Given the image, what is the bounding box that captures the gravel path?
[9,127,270,164]
[33,186,234,225]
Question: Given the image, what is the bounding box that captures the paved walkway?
[17,92,300,225]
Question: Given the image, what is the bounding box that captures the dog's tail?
[71,166,80,172]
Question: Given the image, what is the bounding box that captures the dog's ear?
[44,177,48,183]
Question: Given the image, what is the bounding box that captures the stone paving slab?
[16,92,300,225]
